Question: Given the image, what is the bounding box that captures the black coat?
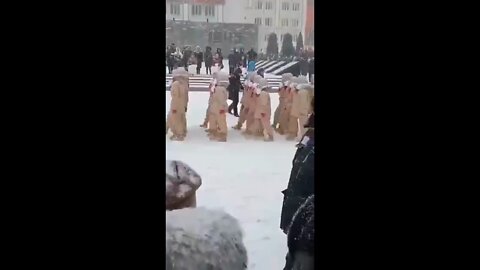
[309,59,315,74]
[204,51,213,67]
[288,195,314,257]
[195,51,203,63]
[227,71,242,101]
[280,135,315,233]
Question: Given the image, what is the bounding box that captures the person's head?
[257,68,265,77]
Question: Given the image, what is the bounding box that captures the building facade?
[165,0,310,52]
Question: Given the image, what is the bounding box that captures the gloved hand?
[172,109,177,113]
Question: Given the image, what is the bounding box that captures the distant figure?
[215,48,224,70]
[240,48,247,67]
[247,48,257,61]
[228,49,235,74]
[204,46,213,75]
[247,59,256,72]
[194,46,203,75]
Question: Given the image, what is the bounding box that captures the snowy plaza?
[166,91,298,269]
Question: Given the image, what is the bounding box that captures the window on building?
[205,5,215,16]
[265,1,273,10]
[282,2,289,11]
[292,19,299,27]
[257,1,263,9]
[265,18,272,26]
[255,17,262,25]
[292,3,300,11]
[281,18,288,27]
[192,5,202,16]
[170,3,180,15]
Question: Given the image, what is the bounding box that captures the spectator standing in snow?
[194,46,203,75]
[204,46,213,75]
[280,99,315,269]
[285,195,315,270]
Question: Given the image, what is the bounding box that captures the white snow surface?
[166,92,297,269]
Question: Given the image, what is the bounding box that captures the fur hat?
[297,84,314,91]
[288,77,298,88]
[166,160,202,211]
[297,75,309,85]
[253,75,262,84]
[280,73,293,88]
[216,73,229,87]
[257,78,269,90]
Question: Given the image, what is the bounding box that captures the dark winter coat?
[204,51,213,67]
[228,69,242,101]
[228,53,235,67]
[280,133,315,233]
[300,58,309,76]
[195,51,203,63]
[288,195,314,257]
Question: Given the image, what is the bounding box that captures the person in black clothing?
[233,48,241,68]
[204,46,213,75]
[257,68,265,78]
[227,66,242,117]
[216,48,224,70]
[285,195,314,270]
[194,46,203,75]
[300,57,309,76]
[166,44,176,74]
[240,48,247,67]
[228,49,235,74]
[280,98,315,270]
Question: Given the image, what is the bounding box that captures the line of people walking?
[166,68,315,143]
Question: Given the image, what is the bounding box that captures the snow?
[166,92,297,269]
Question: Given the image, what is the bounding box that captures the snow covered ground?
[166,92,297,269]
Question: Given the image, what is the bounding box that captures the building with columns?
[166,0,310,52]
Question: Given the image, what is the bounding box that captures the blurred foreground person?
[280,101,315,269]
[166,207,248,270]
[166,69,188,141]
[285,195,315,270]
[273,73,293,133]
[165,160,202,211]
[209,73,229,142]
[255,78,275,141]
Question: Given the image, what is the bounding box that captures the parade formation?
[166,67,314,143]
